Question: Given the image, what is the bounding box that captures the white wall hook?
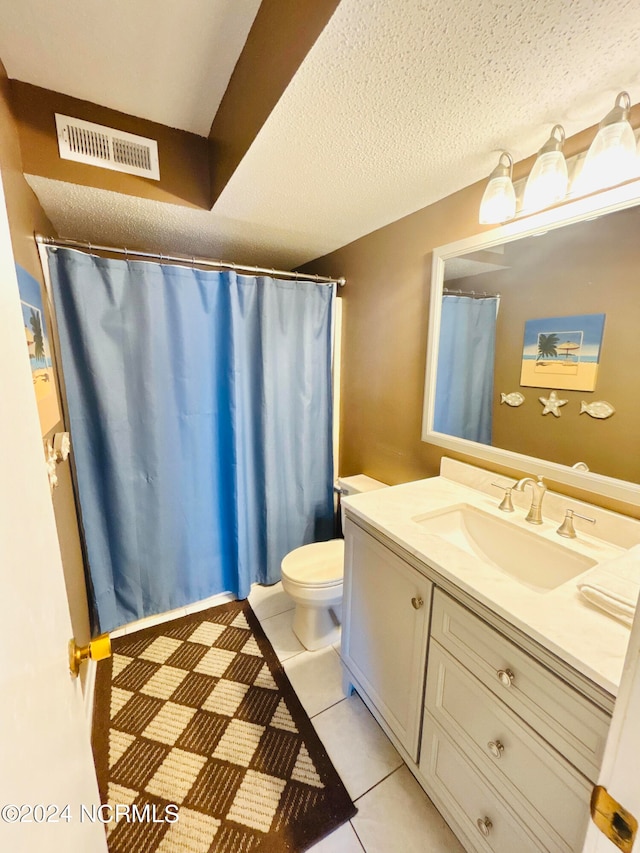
[45,441,58,492]
[52,431,71,461]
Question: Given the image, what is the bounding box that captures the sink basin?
[412,504,596,591]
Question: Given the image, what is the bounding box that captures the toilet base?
[292,603,341,651]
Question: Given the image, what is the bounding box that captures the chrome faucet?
[513,476,547,524]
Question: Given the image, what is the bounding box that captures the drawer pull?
[487,740,504,759]
[411,596,424,610]
[497,668,514,688]
[476,817,493,837]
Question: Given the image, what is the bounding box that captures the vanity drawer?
[420,717,542,853]
[424,641,591,852]
[431,589,609,780]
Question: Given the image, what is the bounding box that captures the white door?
[582,601,640,853]
[0,171,106,850]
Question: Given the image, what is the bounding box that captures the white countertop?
[342,462,640,696]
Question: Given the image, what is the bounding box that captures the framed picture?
[520,313,606,392]
[16,264,61,435]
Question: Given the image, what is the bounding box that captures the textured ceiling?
[12,0,640,267]
[0,0,261,135]
[25,176,320,269]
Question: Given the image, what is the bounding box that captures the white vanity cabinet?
[341,516,613,853]
[341,519,432,760]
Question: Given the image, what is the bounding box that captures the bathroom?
[2,1,640,851]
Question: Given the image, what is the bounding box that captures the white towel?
[577,544,640,627]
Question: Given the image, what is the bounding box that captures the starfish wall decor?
[539,390,568,417]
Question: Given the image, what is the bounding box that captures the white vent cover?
[55,114,160,180]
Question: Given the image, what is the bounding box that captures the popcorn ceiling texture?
[26,177,326,270]
[23,0,640,267]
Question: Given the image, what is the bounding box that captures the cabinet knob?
[411,596,424,610]
[497,668,514,688]
[487,740,504,759]
[476,817,493,837]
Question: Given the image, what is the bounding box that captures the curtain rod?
[35,235,345,287]
[443,287,500,298]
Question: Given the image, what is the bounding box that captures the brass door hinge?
[591,785,637,853]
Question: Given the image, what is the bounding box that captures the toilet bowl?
[280,475,387,650]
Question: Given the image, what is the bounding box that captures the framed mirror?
[422,180,640,505]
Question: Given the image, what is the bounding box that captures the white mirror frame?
[422,178,640,507]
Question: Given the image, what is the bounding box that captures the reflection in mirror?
[423,190,640,502]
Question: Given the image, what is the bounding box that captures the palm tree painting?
[16,264,61,434]
[521,313,605,392]
[30,308,45,367]
[536,333,559,362]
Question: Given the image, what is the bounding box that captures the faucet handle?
[491,483,515,513]
[556,509,596,539]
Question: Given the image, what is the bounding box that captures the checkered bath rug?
[92,599,356,852]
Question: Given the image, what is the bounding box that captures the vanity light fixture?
[523,125,568,212]
[479,151,516,224]
[577,91,638,193]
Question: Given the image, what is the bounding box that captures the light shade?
[479,152,516,224]
[523,125,568,212]
[577,92,638,193]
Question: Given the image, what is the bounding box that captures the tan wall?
[302,115,640,519]
[0,60,92,650]
[11,81,211,213]
[452,208,640,484]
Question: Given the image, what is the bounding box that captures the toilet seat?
[281,539,344,588]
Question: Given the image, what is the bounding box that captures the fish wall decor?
[500,392,525,407]
[580,400,615,419]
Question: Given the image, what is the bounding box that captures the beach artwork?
[520,313,605,392]
[16,265,61,434]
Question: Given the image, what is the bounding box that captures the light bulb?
[479,152,516,224]
[523,125,568,212]
[576,92,638,194]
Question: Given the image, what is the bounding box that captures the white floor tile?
[351,766,466,853]
[283,646,345,717]
[307,820,364,852]
[312,693,402,800]
[259,609,304,661]
[248,581,295,621]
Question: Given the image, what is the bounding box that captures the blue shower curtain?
[48,248,335,633]
[433,294,498,444]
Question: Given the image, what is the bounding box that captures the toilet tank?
[336,474,387,528]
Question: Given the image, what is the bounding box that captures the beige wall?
[11,80,211,213]
[0,60,92,648]
[452,208,640,484]
[302,116,640,519]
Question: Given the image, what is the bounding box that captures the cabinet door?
[342,520,432,759]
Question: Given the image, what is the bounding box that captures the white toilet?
[281,475,387,650]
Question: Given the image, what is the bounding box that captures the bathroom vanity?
[341,459,639,853]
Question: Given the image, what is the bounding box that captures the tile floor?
[247,582,466,853]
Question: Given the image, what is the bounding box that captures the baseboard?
[84,657,98,732]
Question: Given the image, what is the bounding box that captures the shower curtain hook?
[124,247,129,261]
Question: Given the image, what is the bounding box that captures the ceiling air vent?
[55,114,160,180]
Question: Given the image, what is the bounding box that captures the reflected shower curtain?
[48,248,334,633]
[433,294,498,444]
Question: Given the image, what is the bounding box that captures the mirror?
[422,181,640,505]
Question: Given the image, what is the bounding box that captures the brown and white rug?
[92,599,356,852]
